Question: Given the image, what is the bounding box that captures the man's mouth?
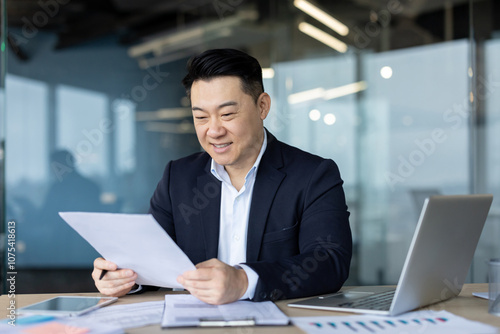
[213,143,231,148]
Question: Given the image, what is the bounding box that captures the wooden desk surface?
[2,283,499,333]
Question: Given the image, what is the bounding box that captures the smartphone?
[17,296,118,317]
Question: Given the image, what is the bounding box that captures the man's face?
[191,76,270,174]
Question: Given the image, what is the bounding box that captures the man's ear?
[258,92,271,120]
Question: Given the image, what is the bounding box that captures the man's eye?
[222,113,234,117]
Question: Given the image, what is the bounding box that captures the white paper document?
[292,310,499,334]
[81,301,164,329]
[473,291,489,299]
[59,212,195,288]
[161,294,289,328]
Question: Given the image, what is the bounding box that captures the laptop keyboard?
[338,290,396,311]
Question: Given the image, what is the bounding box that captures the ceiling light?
[262,68,275,79]
[323,81,367,100]
[380,66,393,79]
[298,22,348,53]
[294,0,349,36]
[324,113,337,125]
[288,81,367,105]
[309,109,321,121]
[288,87,325,105]
[128,10,258,68]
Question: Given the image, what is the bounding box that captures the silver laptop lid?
[389,194,493,315]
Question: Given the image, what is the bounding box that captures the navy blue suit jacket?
[149,131,352,301]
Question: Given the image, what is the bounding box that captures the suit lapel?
[246,132,285,262]
[197,161,221,260]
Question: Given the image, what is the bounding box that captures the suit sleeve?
[244,159,352,301]
[149,161,176,242]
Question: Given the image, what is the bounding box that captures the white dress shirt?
[210,131,267,300]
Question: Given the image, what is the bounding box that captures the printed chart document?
[292,310,499,334]
[59,212,195,288]
[161,294,289,328]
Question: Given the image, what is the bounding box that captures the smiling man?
[92,49,352,305]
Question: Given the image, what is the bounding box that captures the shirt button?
[233,235,240,241]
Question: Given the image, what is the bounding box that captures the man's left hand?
[177,258,248,305]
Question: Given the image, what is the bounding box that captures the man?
[93,49,352,305]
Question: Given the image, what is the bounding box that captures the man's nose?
[207,118,225,137]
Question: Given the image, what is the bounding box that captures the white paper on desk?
[81,301,164,329]
[473,291,489,299]
[59,212,195,288]
[292,310,499,334]
[161,294,289,328]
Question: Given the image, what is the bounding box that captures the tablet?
[17,296,118,317]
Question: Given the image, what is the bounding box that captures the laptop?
[288,194,493,316]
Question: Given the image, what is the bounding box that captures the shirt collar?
[210,130,268,183]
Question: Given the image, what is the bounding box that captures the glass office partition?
[473,0,500,282]
[262,0,499,285]
[0,0,6,294]
[266,40,471,285]
[483,38,500,263]
[360,41,470,283]
[3,29,200,292]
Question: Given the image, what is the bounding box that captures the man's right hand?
[92,257,137,297]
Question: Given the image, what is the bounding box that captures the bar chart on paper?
[291,310,498,334]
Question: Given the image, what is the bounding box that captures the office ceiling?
[5,0,498,62]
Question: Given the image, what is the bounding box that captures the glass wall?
[475,0,500,283]
[3,30,200,292]
[0,0,6,295]
[1,0,499,293]
[268,40,472,284]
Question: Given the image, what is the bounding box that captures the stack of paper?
[161,294,289,328]
[81,301,164,329]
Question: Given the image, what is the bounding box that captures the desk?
[2,284,499,333]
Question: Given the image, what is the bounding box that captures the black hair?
[182,48,264,103]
